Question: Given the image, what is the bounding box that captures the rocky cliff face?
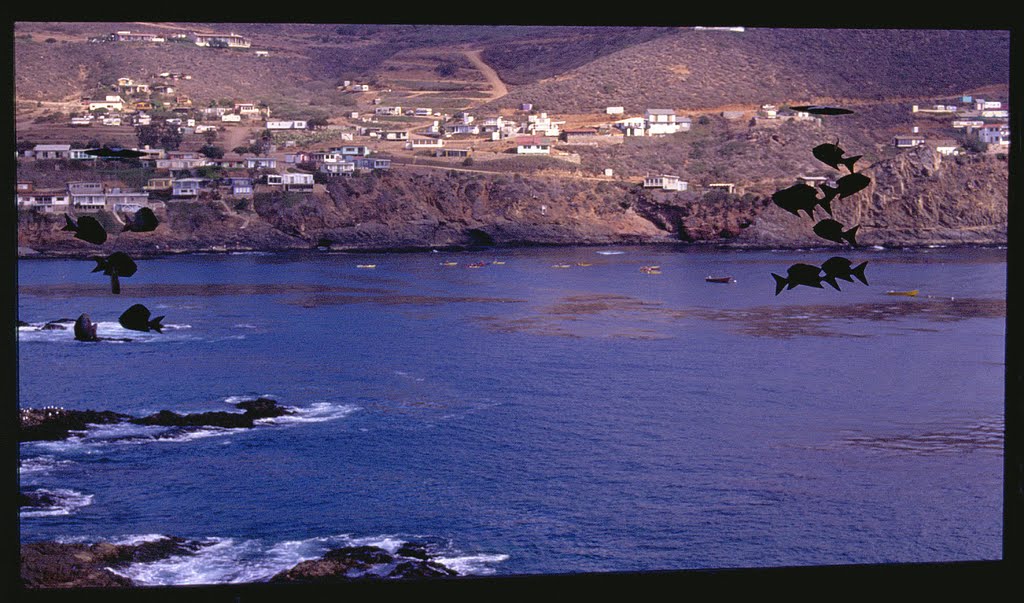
[18,149,1007,257]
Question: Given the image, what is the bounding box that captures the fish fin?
[62,215,76,231]
[150,316,165,333]
[810,279,825,288]
[818,197,833,216]
[842,155,862,172]
[92,259,106,273]
[110,273,120,295]
[823,276,841,291]
[844,225,860,246]
[771,273,787,296]
[852,262,869,286]
[819,184,839,206]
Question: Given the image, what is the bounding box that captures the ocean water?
[17,245,1006,584]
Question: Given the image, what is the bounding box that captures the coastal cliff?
[17,148,1007,257]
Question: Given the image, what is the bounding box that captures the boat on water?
[491,261,506,265]
[552,264,572,269]
[886,289,919,297]
[705,276,734,283]
[640,265,661,274]
[576,262,592,267]
[440,261,458,266]
[356,264,377,269]
[467,261,488,268]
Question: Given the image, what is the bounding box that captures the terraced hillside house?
[606,106,625,115]
[226,175,253,196]
[645,109,682,135]
[171,178,204,198]
[281,173,314,191]
[408,138,444,149]
[190,32,251,48]
[893,134,927,148]
[16,189,70,213]
[978,125,1010,146]
[930,140,961,156]
[375,106,403,116]
[382,130,408,141]
[234,103,264,118]
[105,188,151,212]
[643,174,687,191]
[353,157,391,170]
[68,182,106,210]
[335,145,371,157]
[86,96,125,112]
[144,177,174,191]
[436,148,471,158]
[320,161,355,176]
[246,157,277,170]
[267,120,308,130]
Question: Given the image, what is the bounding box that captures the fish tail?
[150,316,165,333]
[817,196,833,216]
[62,215,76,232]
[110,273,120,295]
[771,273,787,296]
[852,261,869,286]
[842,155,862,172]
[843,225,860,246]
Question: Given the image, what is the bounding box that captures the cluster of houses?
[100,30,252,49]
[610,109,692,137]
[897,96,1010,152]
[16,180,156,214]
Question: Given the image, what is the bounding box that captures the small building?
[234,103,263,117]
[352,157,391,170]
[102,116,122,126]
[70,116,93,126]
[113,31,165,43]
[87,96,125,112]
[382,130,408,141]
[374,106,403,116]
[144,177,174,191]
[707,183,735,194]
[796,176,830,187]
[104,188,150,210]
[414,108,434,117]
[408,138,444,149]
[320,161,356,176]
[351,84,370,92]
[221,113,242,123]
[347,111,360,119]
[563,129,599,144]
[974,99,1002,111]
[17,190,71,212]
[255,50,269,57]
[171,178,204,198]
[435,148,471,158]
[893,135,927,148]
[516,136,552,155]
[978,125,1010,146]
[152,84,175,95]
[281,172,314,191]
[520,103,533,111]
[643,174,687,192]
[760,104,778,118]
[952,119,985,129]
[336,145,371,157]
[245,157,277,169]
[190,32,251,48]
[27,144,73,159]
[981,109,1009,118]
[449,124,480,135]
[266,120,308,130]
[930,140,961,156]
[606,106,625,115]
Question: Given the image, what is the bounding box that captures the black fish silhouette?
[73,314,99,342]
[813,219,860,246]
[118,304,164,333]
[789,105,855,116]
[771,263,824,295]
[820,172,871,203]
[85,147,147,159]
[62,215,107,245]
[812,142,861,172]
[122,207,159,233]
[92,252,138,294]
[772,183,831,218]
[820,257,869,290]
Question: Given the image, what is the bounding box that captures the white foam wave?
[255,402,359,426]
[223,394,274,405]
[109,534,179,546]
[19,455,73,475]
[596,250,625,255]
[20,488,93,518]
[111,533,506,585]
[17,321,192,343]
[434,553,510,576]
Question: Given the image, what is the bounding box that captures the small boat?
[640,265,661,274]
[705,276,734,284]
[356,264,377,269]
[440,261,458,266]
[886,289,919,297]
[467,261,488,268]
[552,264,572,269]
[575,262,592,267]
[491,261,506,265]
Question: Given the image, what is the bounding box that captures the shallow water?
[18,245,1006,582]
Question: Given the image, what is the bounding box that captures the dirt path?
[462,50,508,104]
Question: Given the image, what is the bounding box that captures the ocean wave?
[595,250,625,255]
[20,488,93,518]
[255,402,359,426]
[109,533,507,586]
[18,455,73,476]
[17,321,191,343]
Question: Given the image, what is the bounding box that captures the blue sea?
[17,245,1005,584]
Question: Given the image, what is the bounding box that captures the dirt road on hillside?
[462,50,508,103]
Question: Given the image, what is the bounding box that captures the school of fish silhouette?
[62,207,165,341]
[770,105,870,295]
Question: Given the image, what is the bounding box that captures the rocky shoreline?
[18,398,293,442]
[19,539,459,588]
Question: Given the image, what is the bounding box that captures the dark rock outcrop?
[20,399,293,441]
[20,537,204,589]
[19,490,59,508]
[19,408,132,442]
[270,545,458,583]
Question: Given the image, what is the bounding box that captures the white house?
[172,178,204,197]
[931,140,961,156]
[374,106,403,116]
[190,32,251,48]
[974,99,1002,111]
[978,125,1010,146]
[382,130,408,141]
[221,114,242,123]
[449,124,480,135]
[320,161,356,176]
[351,84,370,92]
[981,109,1009,118]
[16,190,71,212]
[408,138,444,149]
[70,116,93,126]
[606,106,625,115]
[281,172,314,191]
[643,174,687,191]
[246,157,277,169]
[893,135,927,148]
[645,109,681,135]
[952,119,985,129]
[88,96,125,112]
[266,120,308,130]
[414,108,434,117]
[27,144,73,159]
[516,137,552,155]
[336,145,371,157]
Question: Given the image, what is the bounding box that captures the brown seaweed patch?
[691,297,1005,338]
[547,294,667,317]
[19,283,394,298]
[840,417,1003,455]
[287,293,526,308]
